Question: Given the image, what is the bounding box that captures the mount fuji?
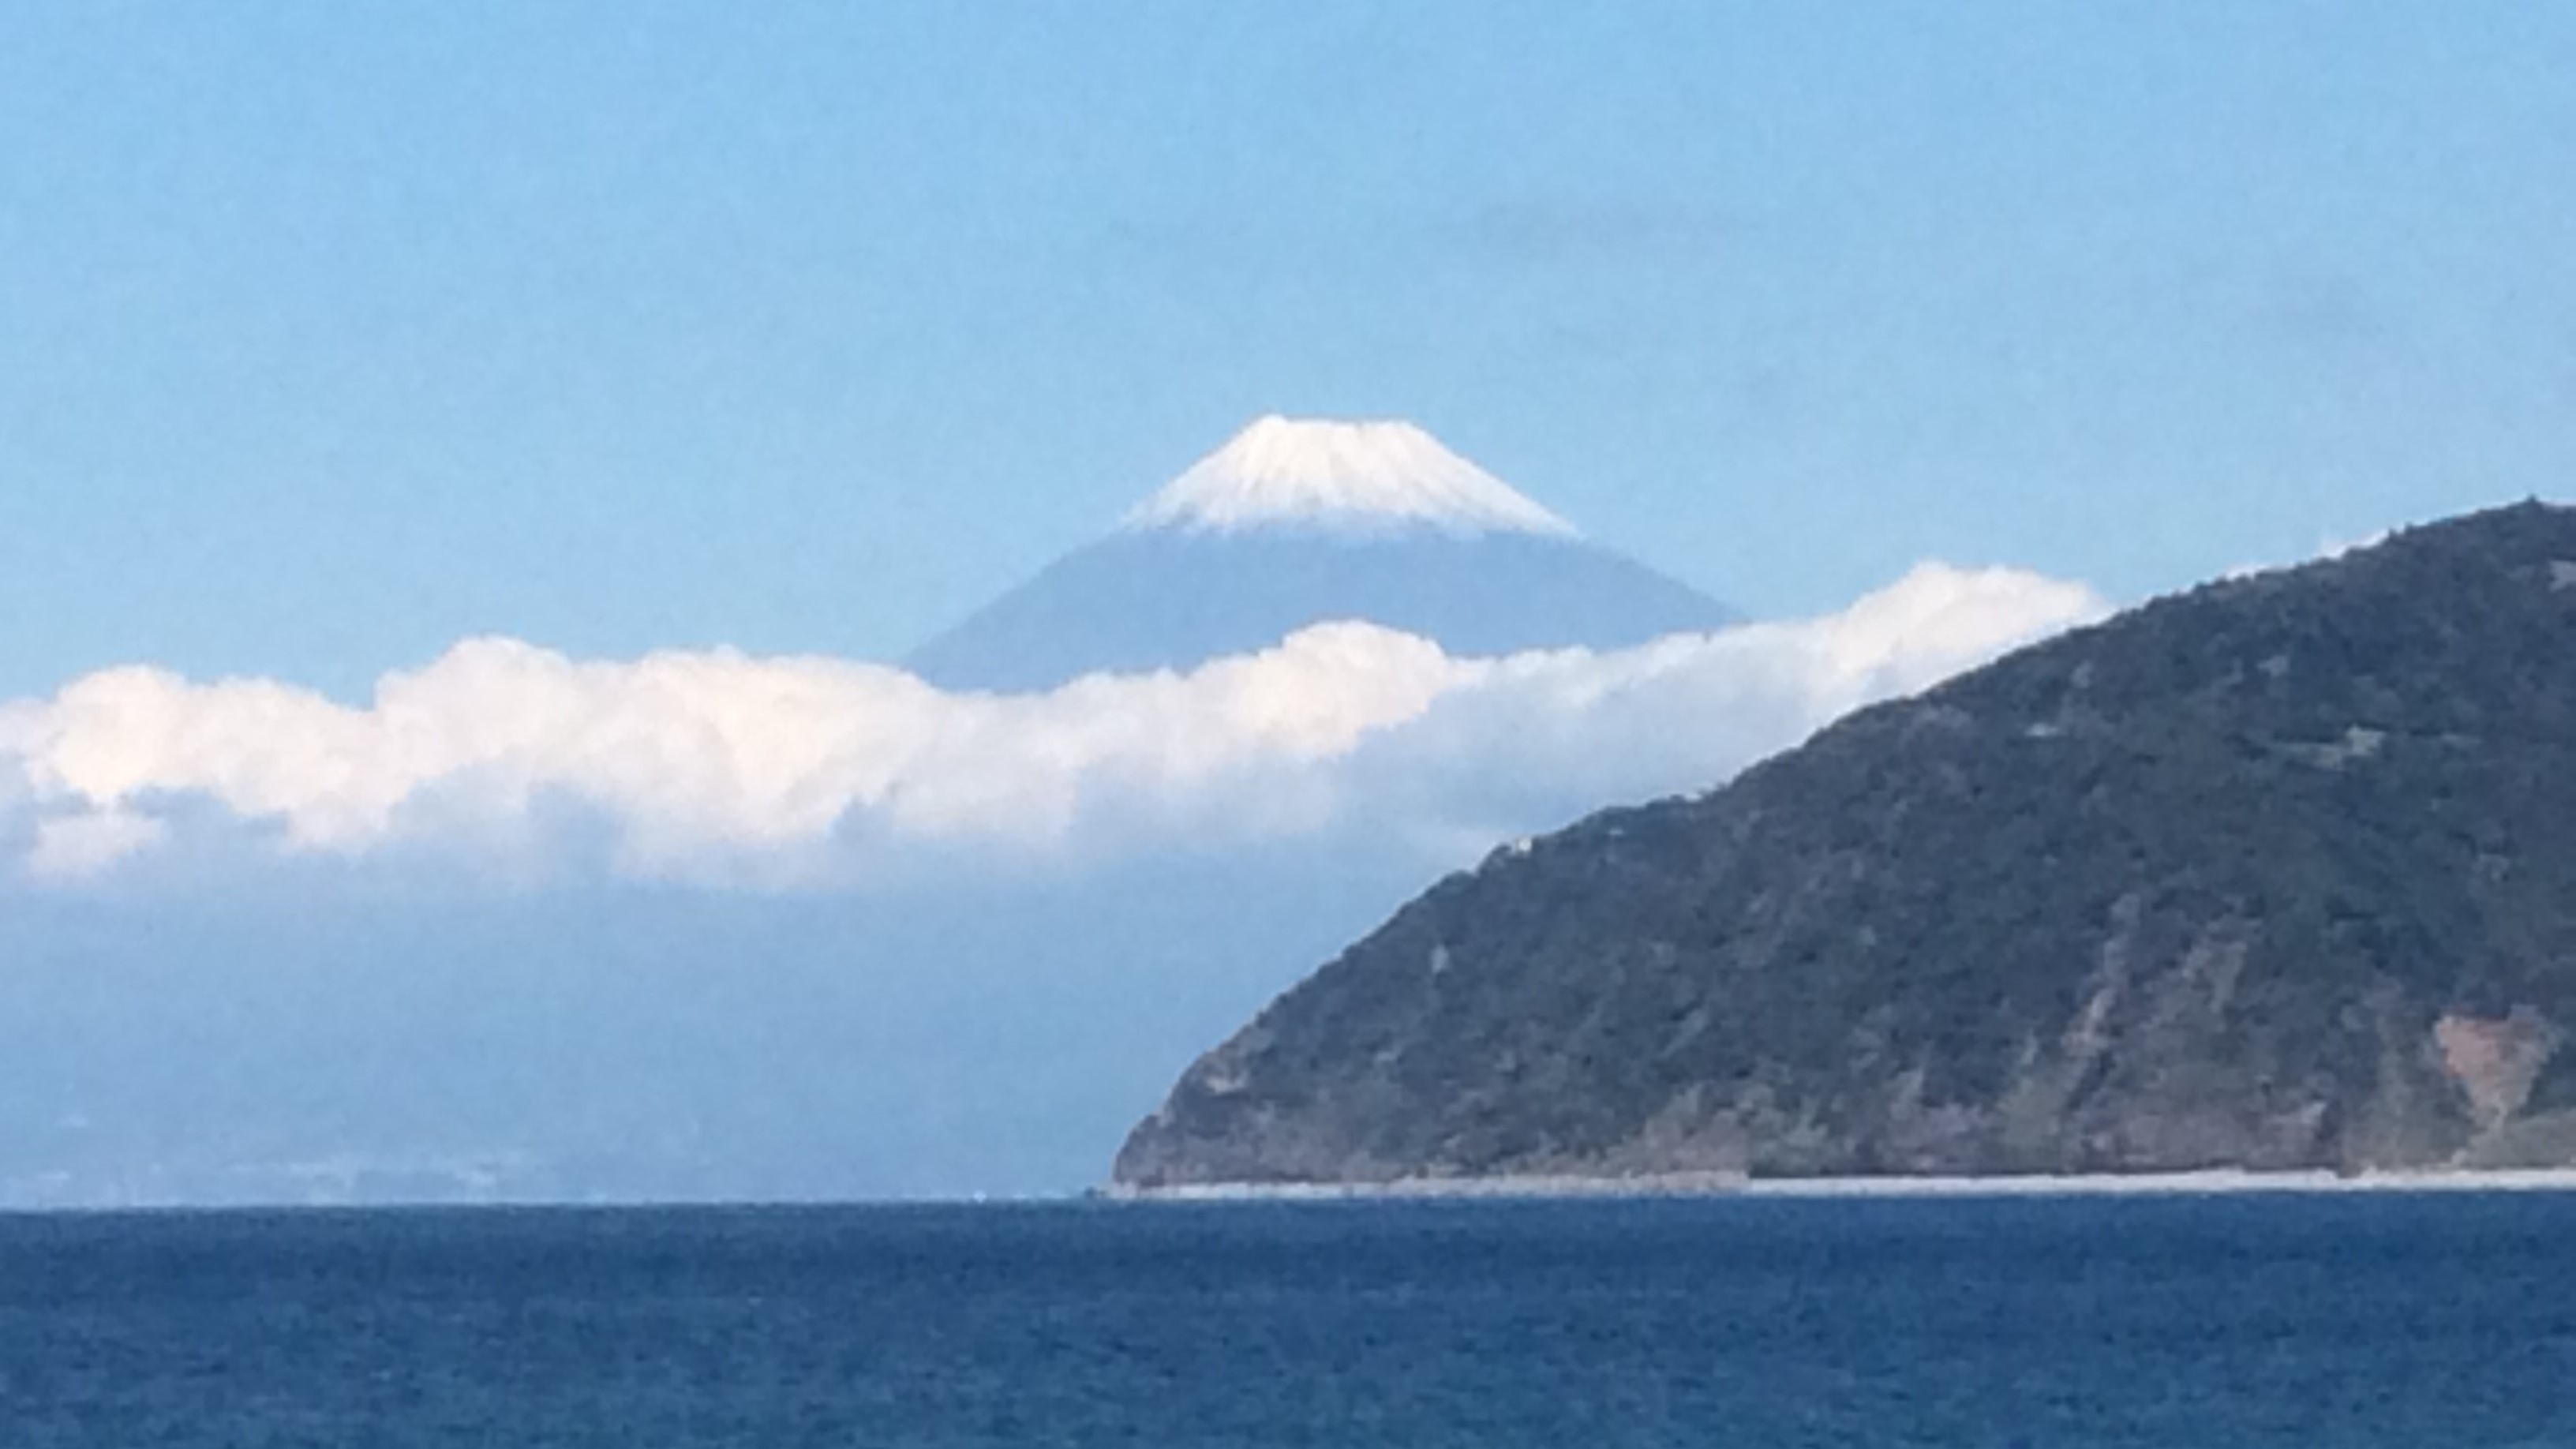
[908,417,1737,691]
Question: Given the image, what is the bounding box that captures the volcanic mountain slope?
[1116,502,2576,1186]
[906,417,1734,692]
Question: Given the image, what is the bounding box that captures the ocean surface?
[4,1193,2573,1447]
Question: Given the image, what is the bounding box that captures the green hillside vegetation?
[1118,503,2576,1186]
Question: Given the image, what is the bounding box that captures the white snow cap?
[1121,416,1579,538]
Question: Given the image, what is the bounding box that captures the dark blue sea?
[5,1193,2573,1447]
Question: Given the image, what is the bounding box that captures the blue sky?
[4,6,2574,1202]
[7,4,2570,700]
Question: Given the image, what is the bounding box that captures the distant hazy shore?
[1107,1167,2576,1202]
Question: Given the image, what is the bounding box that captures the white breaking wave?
[1121,415,1579,537]
[0,563,2106,886]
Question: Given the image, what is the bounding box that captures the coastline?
[1106,1166,2576,1203]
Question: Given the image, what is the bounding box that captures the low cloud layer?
[0,564,2106,889]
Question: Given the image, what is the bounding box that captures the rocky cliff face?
[1116,504,2576,1186]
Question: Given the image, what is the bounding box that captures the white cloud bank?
[0,564,2106,887]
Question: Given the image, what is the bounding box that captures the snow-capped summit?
[908,417,1733,691]
[1121,416,1578,538]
